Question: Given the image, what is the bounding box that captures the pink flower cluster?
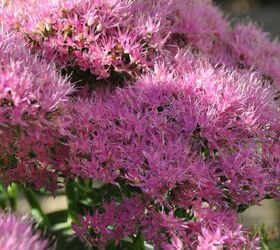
[0,0,280,249]
[2,0,165,80]
[230,22,280,85]
[3,0,280,87]
[69,53,280,204]
[73,196,259,249]
[0,30,72,190]
[69,52,277,248]
[131,0,280,88]
[0,212,49,250]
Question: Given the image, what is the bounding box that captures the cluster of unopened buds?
[0,0,280,249]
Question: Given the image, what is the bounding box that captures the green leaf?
[55,235,94,250]
[50,221,72,233]
[0,184,8,209]
[237,204,249,213]
[132,234,145,250]
[268,239,280,250]
[118,239,137,250]
[106,240,117,250]
[23,188,50,226]
[7,183,17,211]
[46,209,69,225]
[65,179,79,223]
[174,207,193,220]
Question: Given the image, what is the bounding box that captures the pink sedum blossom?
[69,51,278,248]
[73,196,145,246]
[3,0,280,90]
[132,0,280,88]
[230,22,280,86]
[73,196,258,249]
[68,52,280,205]
[194,206,259,250]
[2,0,164,81]
[0,1,280,249]
[0,30,73,190]
[0,212,49,250]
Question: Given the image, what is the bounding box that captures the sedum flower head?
[230,22,280,86]
[131,0,280,89]
[0,1,280,249]
[73,196,259,249]
[69,51,280,204]
[0,212,49,250]
[2,0,165,81]
[69,52,278,248]
[0,30,73,190]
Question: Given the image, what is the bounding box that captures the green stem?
[65,179,78,222]
[7,183,17,211]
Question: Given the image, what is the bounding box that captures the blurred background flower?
[215,0,280,37]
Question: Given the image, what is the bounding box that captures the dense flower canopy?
[3,0,280,87]
[73,196,260,249]
[69,52,278,248]
[68,52,280,204]
[1,0,166,81]
[0,30,73,190]
[0,0,279,249]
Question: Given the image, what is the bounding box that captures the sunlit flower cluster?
[69,52,277,248]
[0,0,279,249]
[2,0,165,81]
